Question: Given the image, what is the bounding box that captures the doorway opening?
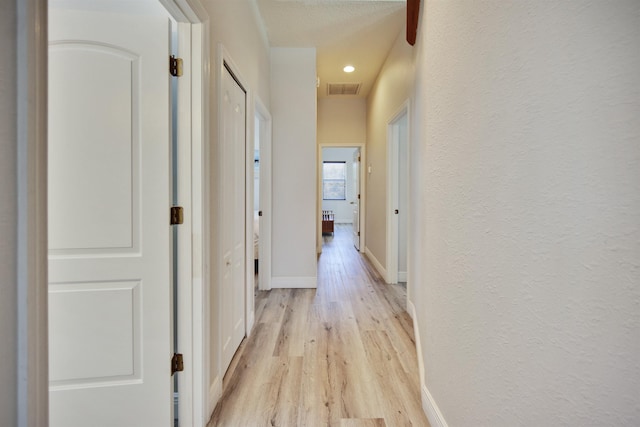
[254,98,272,292]
[319,145,365,252]
[387,102,410,285]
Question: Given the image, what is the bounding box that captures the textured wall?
[414,1,640,425]
[0,1,17,425]
[365,31,414,270]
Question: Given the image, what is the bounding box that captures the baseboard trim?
[364,246,387,281]
[398,271,407,282]
[409,299,449,427]
[208,376,222,420]
[407,299,422,380]
[422,385,449,427]
[246,309,255,337]
[271,276,317,288]
[407,298,415,320]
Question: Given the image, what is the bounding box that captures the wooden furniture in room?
[322,210,334,235]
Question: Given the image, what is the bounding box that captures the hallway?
[208,225,430,426]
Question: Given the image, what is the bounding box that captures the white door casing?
[48,3,173,426]
[167,3,210,424]
[220,65,247,375]
[386,102,409,285]
[255,98,273,291]
[397,117,409,283]
[352,148,361,251]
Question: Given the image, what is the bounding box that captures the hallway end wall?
[317,97,366,251]
[317,98,366,145]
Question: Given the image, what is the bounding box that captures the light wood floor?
[208,225,430,427]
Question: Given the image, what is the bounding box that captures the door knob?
[394,209,399,214]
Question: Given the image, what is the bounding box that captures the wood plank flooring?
[208,225,430,427]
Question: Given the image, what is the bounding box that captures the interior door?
[352,149,361,250]
[220,65,247,374]
[48,2,173,426]
[398,115,409,283]
[255,104,272,291]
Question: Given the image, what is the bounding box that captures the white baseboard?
[364,246,387,281]
[246,310,255,337]
[271,276,317,288]
[422,385,449,427]
[407,298,415,321]
[398,271,407,282]
[407,299,422,380]
[409,299,449,427]
[208,376,222,420]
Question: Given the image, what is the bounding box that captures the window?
[323,161,346,200]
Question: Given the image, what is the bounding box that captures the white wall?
[200,0,272,405]
[0,2,17,424]
[412,1,640,425]
[205,0,270,106]
[322,148,358,223]
[365,30,414,271]
[271,47,318,288]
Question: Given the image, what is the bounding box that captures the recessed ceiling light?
[343,65,355,73]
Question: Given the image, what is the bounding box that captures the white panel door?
[352,149,361,250]
[48,2,172,426]
[220,66,246,374]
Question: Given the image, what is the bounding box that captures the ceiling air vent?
[327,82,361,96]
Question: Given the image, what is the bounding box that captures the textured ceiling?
[255,0,406,98]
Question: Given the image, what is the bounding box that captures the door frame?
[161,1,210,425]
[317,142,366,254]
[386,100,410,285]
[18,0,210,425]
[254,97,273,291]
[16,1,48,425]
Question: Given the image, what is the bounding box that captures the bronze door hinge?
[171,206,184,225]
[169,55,183,77]
[171,353,184,375]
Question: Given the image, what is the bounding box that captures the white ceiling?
[254,0,406,98]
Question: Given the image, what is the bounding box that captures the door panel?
[48,44,138,253]
[49,281,140,383]
[48,3,172,426]
[221,66,246,374]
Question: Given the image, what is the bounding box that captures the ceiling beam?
[406,0,420,45]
